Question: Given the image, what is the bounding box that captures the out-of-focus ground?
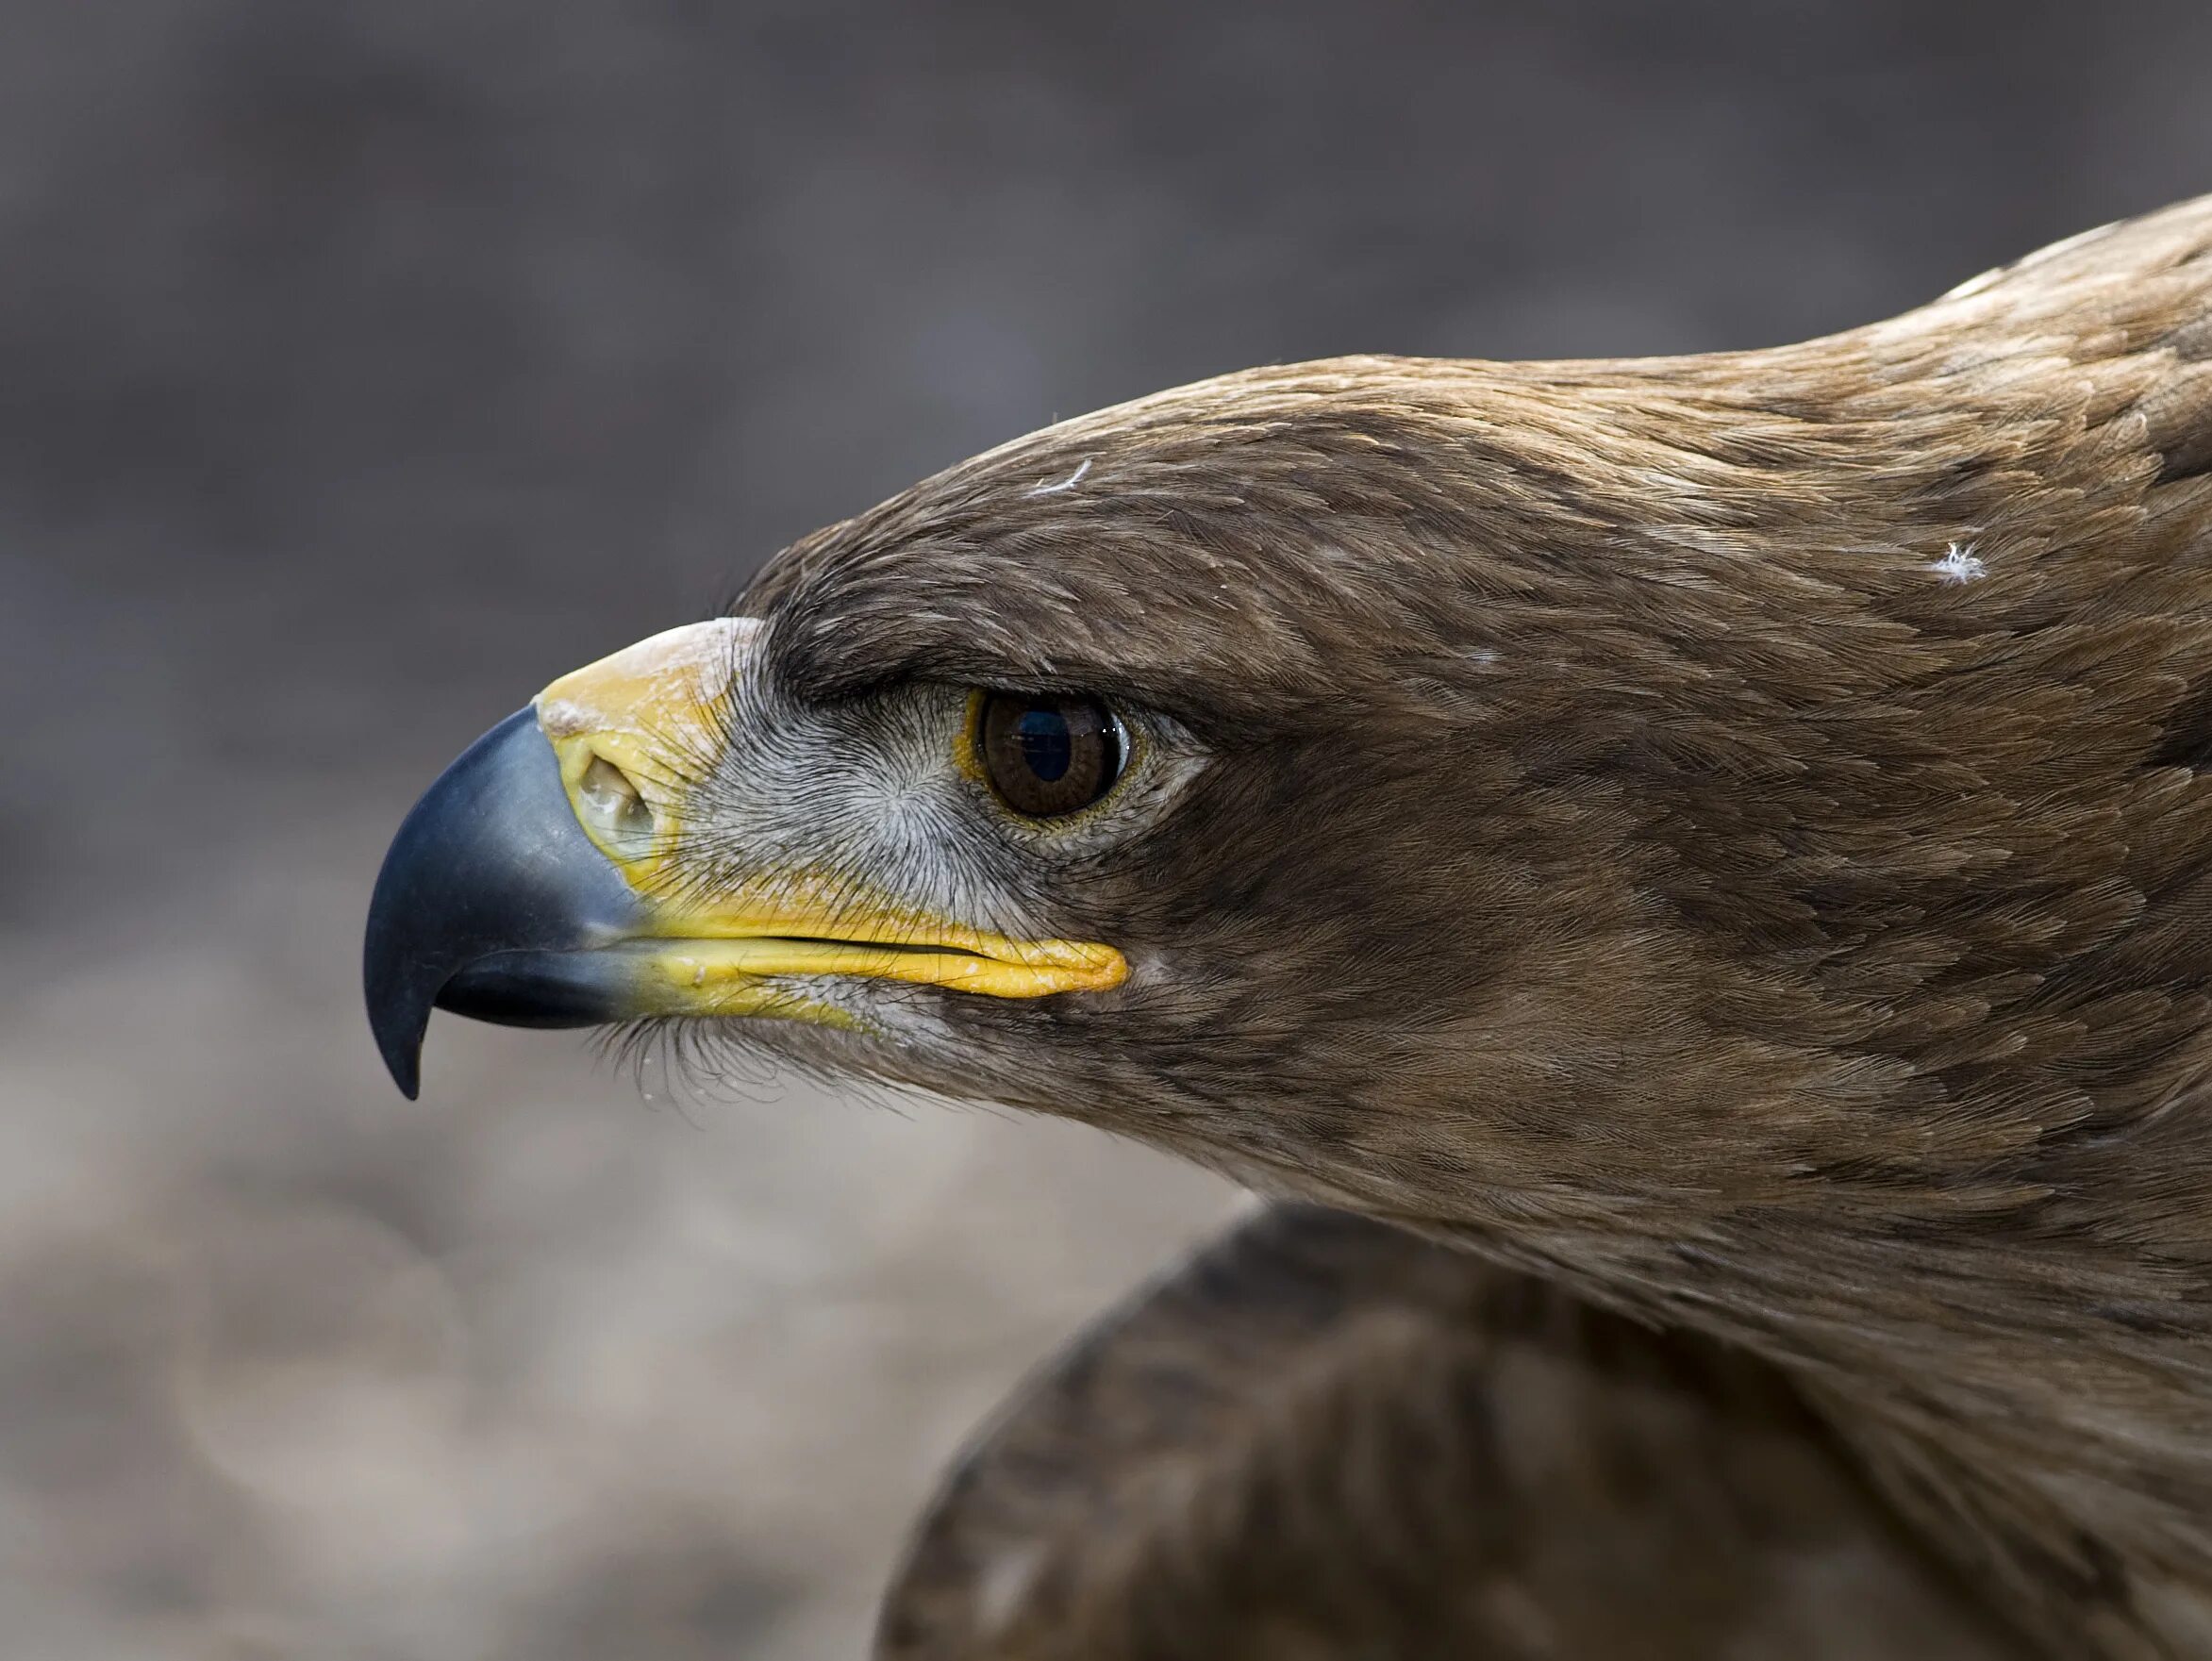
[3,2,2210,1655]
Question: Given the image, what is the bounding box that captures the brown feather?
[730,196,2212,1655]
[880,1204,2013,1661]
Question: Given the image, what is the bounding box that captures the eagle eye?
[975,691,1125,819]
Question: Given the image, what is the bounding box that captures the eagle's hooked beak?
[362,619,1125,1098]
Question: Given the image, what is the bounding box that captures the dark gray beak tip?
[363,711,546,1100]
[362,905,430,1096]
[362,707,649,1100]
[380,1034,425,1102]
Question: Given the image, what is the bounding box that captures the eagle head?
[367,197,2212,1261]
[363,359,1758,1224]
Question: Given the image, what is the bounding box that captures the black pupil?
[1015,706,1073,781]
[978,693,1122,818]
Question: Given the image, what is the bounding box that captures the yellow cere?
[534,617,744,878]
[530,619,1129,1004]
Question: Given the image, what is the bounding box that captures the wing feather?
[877,1205,2020,1660]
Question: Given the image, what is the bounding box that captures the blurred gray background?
[2,1,2208,1655]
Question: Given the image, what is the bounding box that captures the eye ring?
[973,691,1127,820]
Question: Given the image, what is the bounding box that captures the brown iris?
[977,692,1124,819]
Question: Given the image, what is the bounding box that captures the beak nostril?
[577,754,656,855]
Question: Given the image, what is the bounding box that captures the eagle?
[366,196,2212,1659]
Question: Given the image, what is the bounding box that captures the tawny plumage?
[368,195,2212,1657]
[880,1204,2013,1660]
